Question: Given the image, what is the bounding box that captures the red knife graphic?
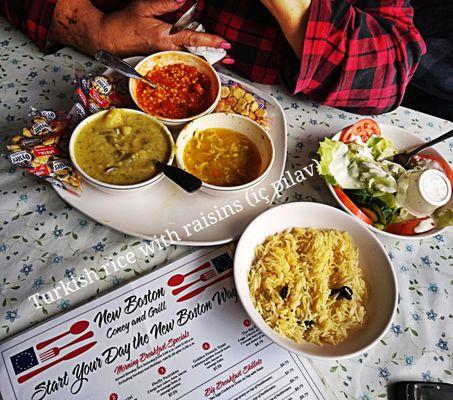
[177,272,233,302]
[18,341,97,384]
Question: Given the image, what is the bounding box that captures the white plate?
[54,60,287,245]
[327,123,450,240]
[234,202,397,359]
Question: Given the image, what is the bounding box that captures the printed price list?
[179,344,325,400]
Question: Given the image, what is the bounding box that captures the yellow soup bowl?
[69,108,175,194]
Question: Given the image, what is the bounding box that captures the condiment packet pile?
[4,70,132,194]
[5,108,81,194]
[215,76,270,131]
[68,68,132,125]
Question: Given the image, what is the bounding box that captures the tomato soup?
[183,128,262,187]
[136,63,212,119]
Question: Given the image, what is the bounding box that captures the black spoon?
[103,158,201,193]
[154,161,202,193]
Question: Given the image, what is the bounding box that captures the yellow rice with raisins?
[248,228,367,345]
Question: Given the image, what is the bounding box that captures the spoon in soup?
[94,50,158,89]
[104,161,202,193]
[154,161,202,193]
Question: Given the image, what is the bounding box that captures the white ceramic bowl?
[234,202,397,360]
[69,109,175,194]
[129,51,221,127]
[327,123,451,240]
[176,113,275,197]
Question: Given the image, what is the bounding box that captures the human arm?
[260,0,311,59]
[1,0,230,56]
[270,0,426,115]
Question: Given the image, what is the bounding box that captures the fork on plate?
[388,128,453,167]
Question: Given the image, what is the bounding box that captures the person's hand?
[260,0,311,59]
[49,0,234,63]
[98,0,232,57]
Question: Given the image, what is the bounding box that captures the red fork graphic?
[172,270,216,296]
[18,341,96,384]
[39,331,94,362]
[177,271,233,302]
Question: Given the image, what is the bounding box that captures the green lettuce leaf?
[366,136,397,161]
[376,193,397,209]
[317,138,344,185]
[317,136,403,194]
[381,160,406,180]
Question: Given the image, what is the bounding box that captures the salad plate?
[54,60,287,246]
[321,121,452,240]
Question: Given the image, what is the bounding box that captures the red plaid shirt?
[1,0,425,115]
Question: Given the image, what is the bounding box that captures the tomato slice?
[385,217,433,235]
[339,118,381,143]
[333,186,373,225]
[413,154,453,186]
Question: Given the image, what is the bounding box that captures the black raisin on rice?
[279,285,289,299]
[330,286,353,300]
[304,320,315,328]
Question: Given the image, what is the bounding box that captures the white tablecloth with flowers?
[0,17,452,400]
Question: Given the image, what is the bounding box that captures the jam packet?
[5,107,81,194]
[215,76,270,131]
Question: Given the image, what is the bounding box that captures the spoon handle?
[94,50,156,88]
[156,162,202,193]
[36,330,69,350]
[407,129,453,157]
[169,1,199,35]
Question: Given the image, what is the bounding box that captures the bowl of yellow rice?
[234,202,397,359]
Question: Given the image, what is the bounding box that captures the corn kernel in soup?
[74,109,172,185]
[183,128,262,186]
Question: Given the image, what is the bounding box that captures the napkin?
[185,24,227,65]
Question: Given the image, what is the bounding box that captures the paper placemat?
[0,246,329,400]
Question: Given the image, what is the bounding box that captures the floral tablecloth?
[0,17,452,400]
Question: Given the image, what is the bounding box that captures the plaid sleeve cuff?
[292,0,425,114]
[26,0,58,52]
[1,0,59,52]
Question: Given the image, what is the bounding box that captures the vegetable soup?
[74,109,172,185]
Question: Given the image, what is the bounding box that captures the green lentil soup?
[74,109,172,185]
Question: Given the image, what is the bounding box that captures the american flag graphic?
[211,253,233,273]
[10,347,39,375]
